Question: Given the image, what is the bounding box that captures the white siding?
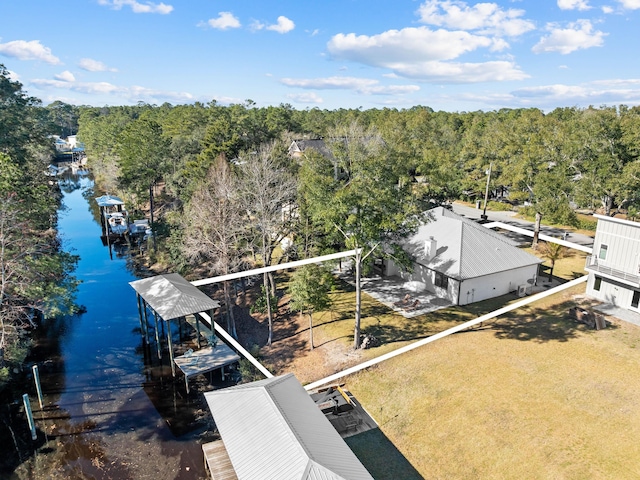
[586,216,640,312]
[587,274,639,309]
[458,265,538,306]
[593,218,640,275]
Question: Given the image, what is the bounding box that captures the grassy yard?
[527,245,587,282]
[302,248,588,364]
[267,249,640,479]
[343,284,640,479]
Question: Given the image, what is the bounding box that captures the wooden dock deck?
[173,344,240,393]
[202,439,237,480]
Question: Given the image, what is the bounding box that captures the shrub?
[576,218,597,231]
[238,344,264,383]
[487,200,513,212]
[250,285,278,316]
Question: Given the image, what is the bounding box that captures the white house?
[585,214,640,311]
[385,207,542,305]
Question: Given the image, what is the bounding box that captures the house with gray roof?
[385,207,542,305]
[204,373,373,480]
[288,138,334,161]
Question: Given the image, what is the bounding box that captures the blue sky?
[1,0,639,112]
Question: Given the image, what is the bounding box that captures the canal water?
[6,175,212,479]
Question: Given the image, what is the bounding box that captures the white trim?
[189,249,360,379]
[594,214,640,229]
[191,249,360,287]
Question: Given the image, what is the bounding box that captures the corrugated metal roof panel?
[95,194,125,207]
[405,207,541,280]
[204,374,373,480]
[129,273,220,320]
[459,221,541,279]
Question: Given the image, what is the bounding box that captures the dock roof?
[95,194,125,207]
[129,273,220,320]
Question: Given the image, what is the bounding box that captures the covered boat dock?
[130,273,240,393]
[95,194,129,245]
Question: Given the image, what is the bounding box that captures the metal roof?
[95,194,125,207]
[129,273,220,320]
[404,207,541,280]
[204,374,373,480]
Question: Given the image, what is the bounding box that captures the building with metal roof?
[130,273,220,321]
[385,207,542,305]
[204,373,373,480]
[129,273,223,379]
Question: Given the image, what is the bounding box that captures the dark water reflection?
[4,175,211,479]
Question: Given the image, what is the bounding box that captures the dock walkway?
[202,439,237,480]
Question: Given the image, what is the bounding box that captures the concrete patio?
[357,275,453,318]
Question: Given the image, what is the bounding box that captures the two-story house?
[585,214,640,311]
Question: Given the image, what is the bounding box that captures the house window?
[435,272,448,288]
[594,276,602,291]
[632,291,640,309]
[598,244,608,260]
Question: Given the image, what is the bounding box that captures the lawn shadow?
[489,299,618,343]
[346,428,424,480]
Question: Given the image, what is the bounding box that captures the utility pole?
[481,162,492,221]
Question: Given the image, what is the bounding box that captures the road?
[450,202,595,248]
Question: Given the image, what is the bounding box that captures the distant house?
[288,138,333,161]
[204,373,373,480]
[384,207,542,305]
[585,214,640,311]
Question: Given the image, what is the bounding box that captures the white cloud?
[327,27,527,83]
[78,58,117,72]
[392,60,528,82]
[498,79,640,108]
[31,77,196,103]
[438,78,640,110]
[417,0,535,36]
[532,19,606,54]
[328,27,493,64]
[55,71,75,82]
[287,92,324,104]
[207,12,241,30]
[97,0,173,14]
[266,16,295,34]
[602,5,614,13]
[618,0,640,9]
[282,76,378,90]
[0,40,61,64]
[557,0,591,10]
[7,69,20,82]
[249,20,265,31]
[32,78,119,94]
[281,76,420,95]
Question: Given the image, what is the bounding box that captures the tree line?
[70,97,640,348]
[3,57,638,383]
[0,65,80,390]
